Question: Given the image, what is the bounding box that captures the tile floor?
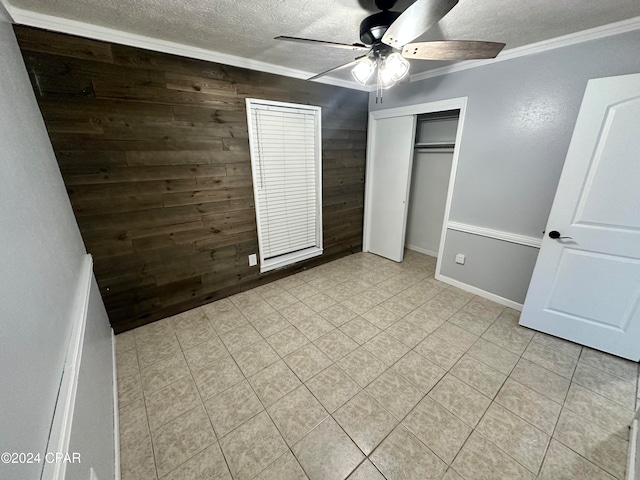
[115,250,639,480]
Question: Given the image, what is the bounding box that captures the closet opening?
[405,110,460,259]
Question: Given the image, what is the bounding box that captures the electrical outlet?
[248,254,258,267]
[455,253,465,265]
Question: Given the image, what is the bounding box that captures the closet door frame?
[363,97,468,279]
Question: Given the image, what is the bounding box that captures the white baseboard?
[627,415,638,480]
[405,244,439,258]
[112,330,121,480]
[435,271,523,311]
[42,254,93,480]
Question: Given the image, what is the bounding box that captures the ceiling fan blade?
[402,40,506,60]
[381,0,458,48]
[275,36,370,51]
[308,55,369,80]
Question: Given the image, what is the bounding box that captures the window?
[246,98,323,273]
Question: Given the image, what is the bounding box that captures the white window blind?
[246,99,323,272]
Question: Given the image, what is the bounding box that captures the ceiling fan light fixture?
[384,52,410,81]
[377,58,397,89]
[351,57,375,85]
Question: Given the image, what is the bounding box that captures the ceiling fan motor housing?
[359,10,401,45]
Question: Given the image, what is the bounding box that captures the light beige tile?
[120,433,156,480]
[361,285,394,305]
[510,358,570,404]
[342,294,378,315]
[538,439,617,480]
[136,332,182,370]
[151,404,217,478]
[116,331,136,355]
[385,319,428,348]
[428,374,491,427]
[192,355,244,400]
[306,364,360,413]
[347,460,385,480]
[229,290,263,310]
[307,274,340,292]
[134,318,173,343]
[495,379,561,435]
[370,425,447,480]
[292,417,365,480]
[263,290,299,311]
[451,431,534,480]
[303,292,337,313]
[378,274,419,295]
[239,299,277,322]
[379,296,418,317]
[284,343,332,381]
[232,340,280,377]
[324,283,358,303]
[580,347,639,383]
[405,307,447,333]
[267,385,328,446]
[119,398,149,447]
[414,335,466,370]
[183,337,229,372]
[140,352,189,395]
[522,341,577,379]
[436,287,474,308]
[402,396,472,464]
[365,369,424,420]
[161,442,231,480]
[476,403,550,473]
[255,451,308,480]
[337,347,387,388]
[248,360,302,407]
[204,380,263,437]
[573,362,636,410]
[339,316,381,344]
[459,297,505,322]
[531,331,582,359]
[418,297,462,320]
[361,305,400,329]
[564,383,634,439]
[393,350,446,393]
[313,329,359,361]
[363,332,410,366]
[266,326,309,357]
[118,372,143,408]
[172,311,217,350]
[274,274,306,290]
[450,355,507,398]
[220,324,262,353]
[250,311,290,338]
[319,303,359,327]
[116,347,139,379]
[441,468,464,480]
[334,391,397,455]
[291,313,335,341]
[219,411,288,480]
[467,338,519,375]
[279,301,315,324]
[396,281,443,307]
[448,310,494,336]
[289,283,321,301]
[145,376,201,431]
[432,322,479,350]
[481,323,533,355]
[203,301,248,335]
[554,408,628,479]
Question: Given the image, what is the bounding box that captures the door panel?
[365,115,416,262]
[520,73,640,360]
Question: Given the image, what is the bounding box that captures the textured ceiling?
[7,0,640,84]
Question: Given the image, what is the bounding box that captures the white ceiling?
[6,0,640,86]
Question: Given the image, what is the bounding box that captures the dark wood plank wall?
[15,26,368,333]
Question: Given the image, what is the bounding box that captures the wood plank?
[14,25,114,63]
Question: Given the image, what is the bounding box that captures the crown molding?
[5,4,369,91]
[409,15,640,83]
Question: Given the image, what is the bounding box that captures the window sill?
[260,247,323,273]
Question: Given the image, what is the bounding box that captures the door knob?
[549,230,572,240]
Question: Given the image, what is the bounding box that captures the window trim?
[245,98,323,273]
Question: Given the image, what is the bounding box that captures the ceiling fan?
[275,0,505,92]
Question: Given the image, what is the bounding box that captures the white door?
[520,73,640,361]
[364,115,416,262]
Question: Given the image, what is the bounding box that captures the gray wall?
[371,30,640,303]
[0,15,113,480]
